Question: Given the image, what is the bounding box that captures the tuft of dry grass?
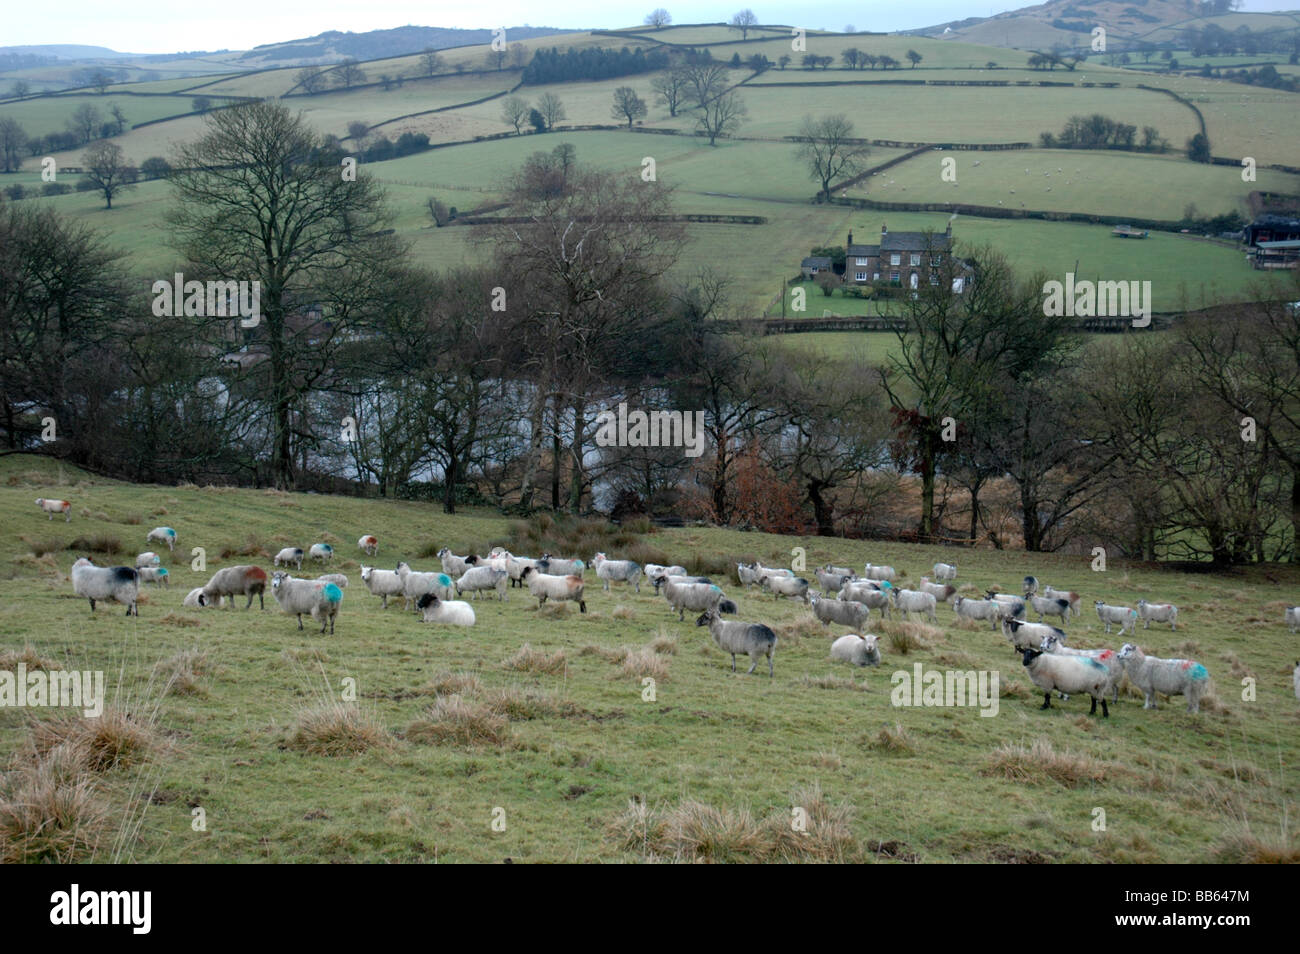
[406,695,510,748]
[877,620,942,654]
[154,649,212,696]
[154,613,200,628]
[30,707,163,773]
[0,644,55,671]
[218,535,269,560]
[424,671,483,697]
[648,630,678,655]
[612,604,635,620]
[799,674,868,691]
[122,513,144,525]
[983,738,1118,788]
[1212,822,1300,863]
[284,701,392,757]
[281,648,329,664]
[479,686,568,720]
[620,647,669,681]
[537,602,570,620]
[775,617,823,647]
[23,537,65,558]
[0,743,110,864]
[503,643,568,675]
[66,534,122,556]
[872,722,916,754]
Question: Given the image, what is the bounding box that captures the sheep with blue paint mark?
[146,526,177,553]
[396,562,454,612]
[1118,643,1210,713]
[271,571,342,634]
[274,547,304,570]
[593,552,642,593]
[70,557,139,616]
[309,543,334,563]
[1021,647,1111,717]
[138,566,169,588]
[655,575,727,621]
[437,547,480,577]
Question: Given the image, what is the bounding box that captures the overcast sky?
[7,1,1299,54]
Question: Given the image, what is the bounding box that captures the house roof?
[880,230,951,252]
[801,256,832,267]
[1250,214,1300,229]
[1257,240,1300,249]
[846,244,879,257]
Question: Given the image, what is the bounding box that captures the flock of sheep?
[42,496,1300,706]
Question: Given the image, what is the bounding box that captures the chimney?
[847,230,853,247]
[881,222,888,236]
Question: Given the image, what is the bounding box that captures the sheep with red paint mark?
[200,565,267,610]
[357,535,379,556]
[36,498,72,522]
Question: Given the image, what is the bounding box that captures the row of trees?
[0,103,130,173]
[1039,114,1170,152]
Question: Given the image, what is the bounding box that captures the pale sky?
[5,0,1298,54]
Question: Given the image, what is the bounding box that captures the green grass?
[0,93,219,140]
[1,453,1296,862]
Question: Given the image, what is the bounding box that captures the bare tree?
[68,103,102,144]
[418,48,443,77]
[696,89,747,145]
[0,118,28,173]
[108,104,128,135]
[191,96,212,113]
[296,66,327,93]
[90,71,112,94]
[508,42,530,69]
[611,87,648,128]
[729,9,759,39]
[485,48,507,70]
[651,67,689,116]
[645,8,672,29]
[536,92,566,131]
[81,141,134,209]
[335,59,367,88]
[500,95,529,133]
[683,61,730,107]
[797,113,868,198]
[10,80,30,100]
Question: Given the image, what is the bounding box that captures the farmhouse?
[1244,214,1300,247]
[800,256,833,279]
[1251,240,1300,270]
[844,223,954,289]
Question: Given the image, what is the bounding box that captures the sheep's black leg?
[579,600,586,613]
[1100,698,1109,718]
[258,592,264,610]
[768,655,774,678]
[746,659,757,675]
[1040,692,1052,710]
[88,598,95,611]
[1089,696,1098,715]
[297,614,304,630]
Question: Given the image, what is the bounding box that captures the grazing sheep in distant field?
[183,587,218,608]
[70,558,138,616]
[316,573,348,588]
[918,577,957,603]
[1287,607,1300,634]
[1004,618,1064,654]
[1095,601,1137,636]
[760,573,810,603]
[830,633,881,668]
[1023,575,1039,598]
[416,593,476,626]
[953,596,1002,630]
[1118,643,1209,713]
[396,562,455,611]
[1021,648,1111,717]
[1043,585,1081,618]
[357,535,378,556]
[932,562,957,582]
[271,572,342,635]
[1029,594,1071,626]
[36,498,72,522]
[840,581,892,619]
[537,554,584,577]
[201,565,267,610]
[809,594,870,629]
[863,563,897,582]
[456,565,508,601]
[655,575,728,621]
[1041,632,1122,704]
[437,547,480,577]
[274,547,304,570]
[815,567,853,593]
[360,565,404,608]
[309,543,334,562]
[891,588,937,623]
[136,552,161,567]
[736,563,762,588]
[1136,599,1178,631]
[138,566,169,587]
[697,608,777,677]
[520,566,586,613]
[593,552,642,593]
[146,526,177,553]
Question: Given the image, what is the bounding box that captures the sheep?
[1095,601,1138,636]
[395,562,455,612]
[1004,618,1064,654]
[759,573,810,603]
[536,554,583,577]
[953,596,1002,630]
[146,526,177,553]
[932,561,957,582]
[890,588,937,623]
[809,594,871,629]
[357,534,379,556]
[917,577,957,603]
[201,565,267,610]
[506,556,538,588]
[271,571,342,635]
[136,552,161,568]
[592,552,642,593]
[360,565,405,609]
[696,608,777,677]
[274,547,304,571]
[655,575,728,621]
[1043,585,1081,618]
[520,566,586,613]
[455,565,509,601]
[1020,648,1111,717]
[415,593,476,626]
[1029,594,1071,626]
[863,563,897,581]
[183,586,219,608]
[985,592,1027,620]
[309,543,334,563]
[831,633,881,668]
[316,573,348,588]
[1287,607,1300,634]
[437,547,480,577]
[70,558,138,616]
[839,581,892,619]
[1041,632,1123,704]
[736,563,762,588]
[1023,575,1039,598]
[754,560,793,581]
[36,498,72,522]
[138,566,170,588]
[1117,644,1209,713]
[649,567,692,594]
[815,567,853,593]
[1136,599,1178,631]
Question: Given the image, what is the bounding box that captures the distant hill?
[0,44,140,60]
[238,25,573,65]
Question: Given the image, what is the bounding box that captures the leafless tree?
[418,48,443,77]
[500,95,529,134]
[729,9,758,39]
[797,113,868,198]
[611,86,648,128]
[644,8,672,29]
[296,66,327,93]
[536,92,566,131]
[696,89,746,145]
[651,67,689,116]
[81,141,134,209]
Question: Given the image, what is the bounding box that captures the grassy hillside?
[0,455,1296,863]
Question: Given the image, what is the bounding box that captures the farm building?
[800,256,833,279]
[1244,214,1300,247]
[844,223,954,289]
[1251,240,1300,270]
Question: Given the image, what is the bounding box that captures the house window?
[855,257,869,266]
[910,272,919,289]
[890,253,901,266]
[910,253,921,266]
[889,271,900,283]
[931,256,943,267]
[854,271,866,282]
[872,272,879,281]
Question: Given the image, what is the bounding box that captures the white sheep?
[455,565,508,601]
[537,554,584,577]
[146,526,177,553]
[271,571,342,634]
[1287,607,1300,634]
[274,547,304,570]
[840,581,893,618]
[830,633,881,667]
[917,577,957,603]
[36,498,72,522]
[437,547,480,577]
[1043,584,1081,617]
[655,576,731,621]
[395,562,455,612]
[815,567,853,593]
[953,596,1002,630]
[138,566,170,587]
[932,561,957,582]
[863,563,897,581]
[506,556,538,588]
[1117,643,1210,713]
[985,592,1027,620]
[357,534,379,556]
[201,565,268,610]
[1029,594,1071,626]
[760,573,810,602]
[309,543,334,562]
[1095,601,1137,635]
[1021,647,1111,717]
[1004,618,1063,654]
[415,594,476,626]
[890,588,937,623]
[70,558,139,616]
[696,608,777,677]
[1136,599,1178,631]
[136,552,161,567]
[592,552,642,593]
[1040,632,1123,703]
[754,560,793,581]
[1022,575,1039,598]
[183,586,220,608]
[736,563,762,588]
[316,573,348,588]
[809,594,870,629]
[521,566,587,613]
[360,564,405,608]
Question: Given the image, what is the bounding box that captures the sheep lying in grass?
[1021,648,1111,717]
[201,565,266,610]
[1287,607,1300,634]
[357,534,379,556]
[1004,618,1064,654]
[863,563,897,582]
[809,594,870,630]
[415,593,476,626]
[1095,601,1137,636]
[521,566,587,613]
[696,608,777,677]
[316,573,348,588]
[360,565,404,608]
[1118,643,1209,713]
[36,498,72,522]
[437,547,479,577]
[1029,594,1071,626]
[183,586,219,608]
[890,588,937,623]
[1041,632,1123,704]
[593,553,642,593]
[953,596,1002,630]
[932,561,957,582]
[146,526,177,553]
[455,565,508,601]
[537,554,583,577]
[138,566,169,587]
[1136,599,1178,631]
[70,558,139,616]
[830,633,881,668]
[396,562,454,612]
[274,547,304,570]
[136,552,161,567]
[760,573,810,603]
[271,572,342,635]
[309,543,334,563]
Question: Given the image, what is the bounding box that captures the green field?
[0,93,225,139]
[1,454,1294,863]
